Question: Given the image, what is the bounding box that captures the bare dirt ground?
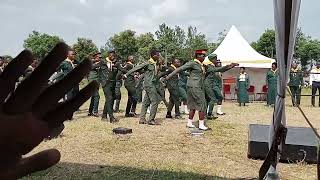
[24,89,319,180]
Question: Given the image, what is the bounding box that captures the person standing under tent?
[288,62,303,106]
[166,49,210,131]
[165,59,182,119]
[310,63,320,107]
[88,52,102,117]
[237,67,250,106]
[203,54,238,119]
[266,62,278,106]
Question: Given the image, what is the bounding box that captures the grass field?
[23,88,319,180]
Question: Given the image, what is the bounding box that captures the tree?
[23,31,63,59]
[185,26,208,60]
[296,39,320,69]
[136,33,155,62]
[251,29,276,58]
[73,38,98,61]
[107,30,138,61]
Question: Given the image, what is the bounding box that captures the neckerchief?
[106,57,113,69]
[66,58,75,68]
[194,59,205,73]
[239,72,247,82]
[127,61,133,65]
[271,69,277,74]
[28,65,35,71]
[291,68,299,73]
[170,64,177,70]
[149,58,158,74]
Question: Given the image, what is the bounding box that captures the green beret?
[208,54,217,60]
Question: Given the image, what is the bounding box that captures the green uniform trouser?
[205,83,217,116]
[179,86,187,102]
[167,88,181,116]
[290,86,301,105]
[115,81,122,100]
[102,82,116,119]
[89,89,100,114]
[125,85,137,115]
[140,86,161,121]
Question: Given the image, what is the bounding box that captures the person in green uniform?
[214,60,226,115]
[99,50,125,123]
[135,72,144,103]
[0,56,4,75]
[266,62,278,106]
[237,67,250,106]
[178,69,189,114]
[166,49,210,131]
[288,62,303,106]
[204,54,238,119]
[165,58,182,119]
[124,55,138,117]
[88,52,101,117]
[124,50,165,125]
[114,79,122,113]
[59,50,77,102]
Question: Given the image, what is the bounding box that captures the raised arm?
[166,62,192,80]
[125,63,147,76]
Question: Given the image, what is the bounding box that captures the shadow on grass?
[23,162,257,180]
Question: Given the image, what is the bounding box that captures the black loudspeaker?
[248,124,318,164]
[113,127,133,135]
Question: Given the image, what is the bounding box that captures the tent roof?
[208,25,275,68]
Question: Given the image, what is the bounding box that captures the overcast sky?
[0,0,319,56]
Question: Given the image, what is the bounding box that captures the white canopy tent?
[205,25,275,99]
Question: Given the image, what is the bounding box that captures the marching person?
[310,63,320,107]
[99,50,125,123]
[178,68,189,114]
[237,67,250,106]
[266,62,278,106]
[88,52,101,117]
[124,50,165,125]
[0,56,4,75]
[288,62,303,107]
[214,60,227,115]
[165,58,182,119]
[166,49,210,131]
[204,54,238,119]
[124,55,138,117]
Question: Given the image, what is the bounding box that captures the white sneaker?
[199,120,209,130]
[187,119,195,128]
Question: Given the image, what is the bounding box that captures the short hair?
[240,67,246,70]
[108,49,115,54]
[150,49,159,57]
[272,62,277,68]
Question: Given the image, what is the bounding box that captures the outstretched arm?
[125,63,147,77]
[166,62,192,80]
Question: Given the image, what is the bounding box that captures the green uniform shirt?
[166,65,180,90]
[88,61,100,82]
[179,60,205,88]
[124,62,136,87]
[204,64,230,87]
[98,58,124,87]
[288,68,303,86]
[125,58,164,88]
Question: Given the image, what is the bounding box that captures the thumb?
[15,149,60,179]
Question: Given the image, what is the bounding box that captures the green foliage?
[296,39,320,68]
[251,29,276,58]
[23,31,63,59]
[136,33,155,63]
[107,30,138,61]
[73,38,98,61]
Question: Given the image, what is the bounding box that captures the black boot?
[166,112,173,119]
